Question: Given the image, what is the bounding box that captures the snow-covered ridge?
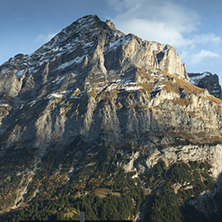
[55,56,85,71]
[189,72,211,85]
[151,41,169,52]
[0,103,9,107]
[47,90,72,100]
[106,81,142,92]
[151,72,165,94]
[5,16,106,79]
[16,69,26,77]
[105,35,131,51]
[2,16,100,78]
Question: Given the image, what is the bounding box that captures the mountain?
[188,72,222,99]
[1,15,222,221]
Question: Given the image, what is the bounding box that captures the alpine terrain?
[188,72,222,99]
[1,15,222,221]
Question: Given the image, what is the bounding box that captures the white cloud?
[107,0,222,69]
[108,0,200,47]
[113,18,189,47]
[185,33,221,49]
[35,33,57,44]
[108,0,221,49]
[193,33,221,45]
[191,50,221,64]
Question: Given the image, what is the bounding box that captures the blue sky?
[1,0,222,83]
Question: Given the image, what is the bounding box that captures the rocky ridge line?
[188,72,222,99]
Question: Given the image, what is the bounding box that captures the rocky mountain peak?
[188,72,222,99]
[106,19,116,30]
[47,15,111,47]
[0,15,219,150]
[0,15,189,103]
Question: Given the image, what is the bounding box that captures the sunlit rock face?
[0,15,221,155]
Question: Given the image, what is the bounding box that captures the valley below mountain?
[1,15,222,221]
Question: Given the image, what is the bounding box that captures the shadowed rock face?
[188,72,222,99]
[0,15,221,156]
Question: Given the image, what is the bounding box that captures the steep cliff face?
[0,15,188,103]
[188,72,222,99]
[0,15,218,154]
[0,15,222,220]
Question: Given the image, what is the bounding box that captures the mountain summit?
[1,15,222,221]
[0,15,205,149]
[188,72,222,99]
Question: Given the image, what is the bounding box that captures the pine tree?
[150,184,182,222]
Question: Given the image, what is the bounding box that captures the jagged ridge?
[188,72,222,99]
[0,15,211,151]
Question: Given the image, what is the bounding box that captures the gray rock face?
[188,72,222,99]
[0,16,222,155]
[0,16,219,151]
[0,15,221,157]
[0,15,188,100]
